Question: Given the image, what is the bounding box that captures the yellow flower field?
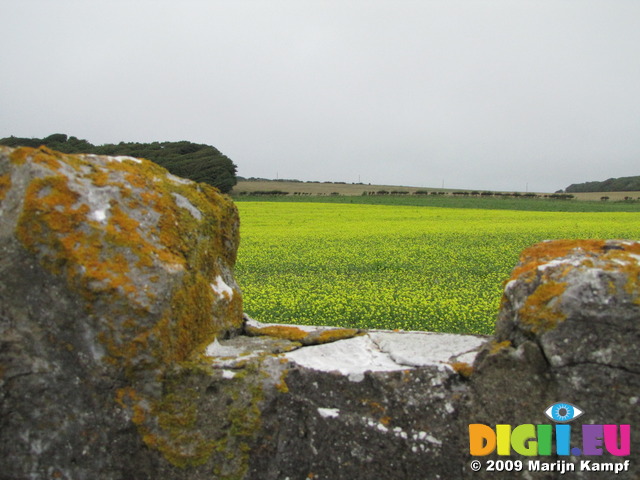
[235,202,639,334]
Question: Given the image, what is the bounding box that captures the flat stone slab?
[285,329,486,382]
[205,335,301,368]
[205,317,487,382]
[369,330,487,366]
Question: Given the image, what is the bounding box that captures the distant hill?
[0,134,238,193]
[566,175,640,193]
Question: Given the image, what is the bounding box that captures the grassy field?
[234,199,640,335]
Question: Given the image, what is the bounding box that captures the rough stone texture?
[0,146,242,479]
[2,150,639,480]
[467,239,640,479]
[209,318,487,480]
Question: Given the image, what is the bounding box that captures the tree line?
[565,175,640,193]
[0,133,238,193]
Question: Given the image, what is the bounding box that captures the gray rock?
[210,319,487,480]
[2,150,639,479]
[468,239,640,479]
[0,146,242,479]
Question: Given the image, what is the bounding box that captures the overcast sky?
[2,0,639,192]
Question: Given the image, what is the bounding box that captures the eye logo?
[544,402,584,423]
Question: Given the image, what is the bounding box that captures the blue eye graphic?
[544,402,584,423]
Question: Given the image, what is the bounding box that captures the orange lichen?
[125,171,152,190]
[116,387,148,426]
[116,387,142,413]
[510,239,607,281]
[17,176,139,299]
[89,169,110,187]
[315,328,361,344]
[31,146,62,170]
[450,361,474,378]
[507,239,640,331]
[10,145,245,468]
[0,174,11,202]
[503,240,640,333]
[246,323,361,345]
[108,204,140,236]
[17,176,90,274]
[12,145,241,361]
[519,281,567,332]
[166,274,218,363]
[365,400,385,413]
[248,325,309,342]
[8,146,32,164]
[132,403,147,426]
[489,340,512,355]
[117,384,218,468]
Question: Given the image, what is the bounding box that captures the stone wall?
[1,147,638,479]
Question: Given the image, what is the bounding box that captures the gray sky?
[2,0,640,192]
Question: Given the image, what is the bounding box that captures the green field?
[234,198,640,335]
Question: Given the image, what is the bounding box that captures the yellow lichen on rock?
[488,339,512,355]
[503,239,640,333]
[314,328,362,344]
[17,175,91,275]
[10,146,242,359]
[509,239,607,281]
[245,324,310,342]
[8,146,32,165]
[2,145,244,468]
[245,321,363,345]
[0,173,10,202]
[519,280,567,333]
[449,361,474,378]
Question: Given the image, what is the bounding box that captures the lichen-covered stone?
[496,239,640,370]
[210,319,487,480]
[468,239,640,479]
[0,146,242,478]
[244,316,364,345]
[3,166,640,480]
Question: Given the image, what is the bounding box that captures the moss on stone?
[203,361,268,479]
[164,273,217,363]
[276,369,289,393]
[117,367,220,469]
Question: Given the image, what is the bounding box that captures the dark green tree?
[566,176,640,193]
[0,134,238,193]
